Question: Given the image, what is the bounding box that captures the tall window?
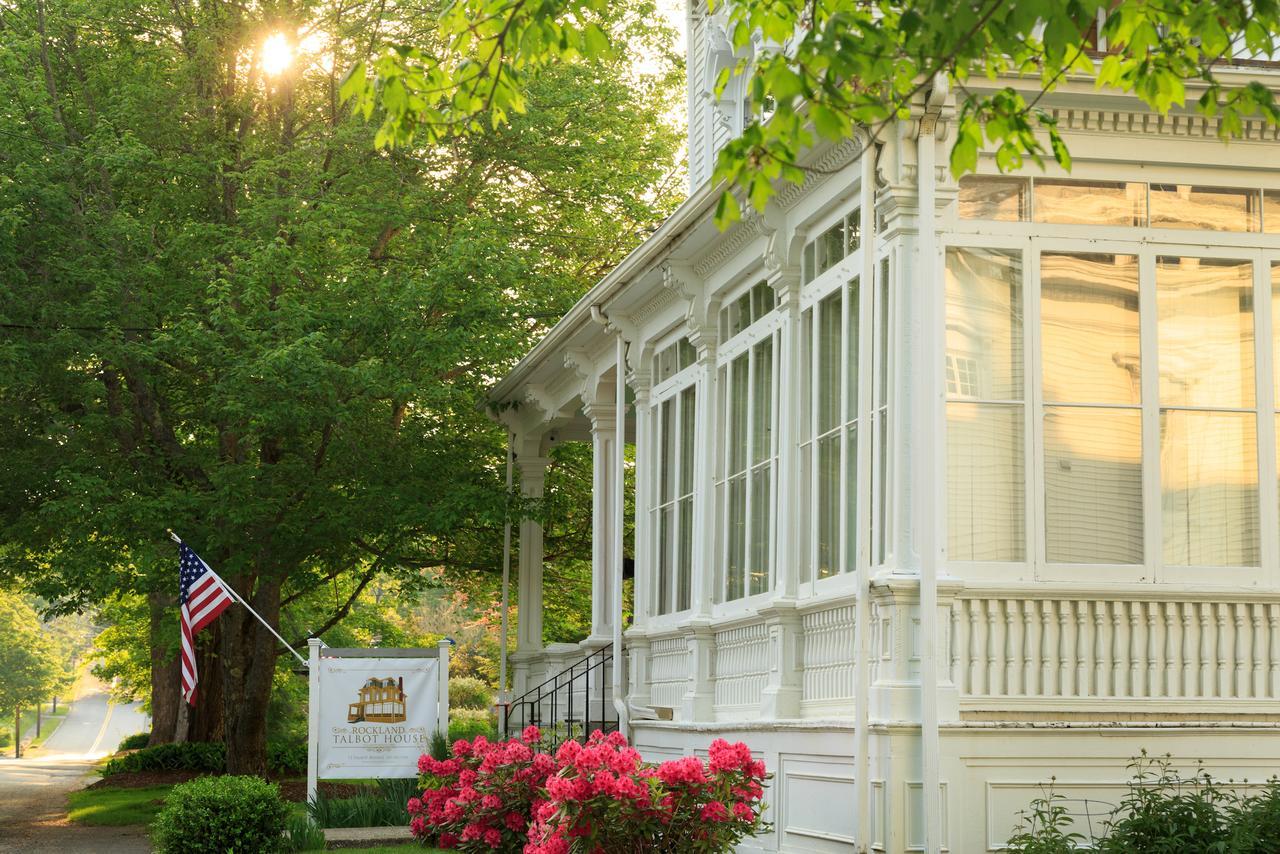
[718,284,778,602]
[871,257,891,566]
[801,277,862,582]
[1157,257,1258,566]
[945,248,1025,561]
[654,388,696,613]
[1041,253,1143,564]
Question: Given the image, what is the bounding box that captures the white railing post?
[306,638,323,811]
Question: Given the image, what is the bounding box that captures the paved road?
[0,676,151,853]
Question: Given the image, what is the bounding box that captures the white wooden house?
[489,7,1280,851]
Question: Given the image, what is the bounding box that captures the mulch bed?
[86,771,366,802]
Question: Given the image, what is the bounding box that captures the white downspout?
[917,78,947,854]
[498,433,514,702]
[853,127,877,854]
[612,331,630,737]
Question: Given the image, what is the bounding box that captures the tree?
[350,0,1280,225]
[0,594,70,756]
[0,0,680,771]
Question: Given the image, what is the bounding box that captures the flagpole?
[169,531,308,667]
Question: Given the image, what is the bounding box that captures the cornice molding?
[1048,107,1280,141]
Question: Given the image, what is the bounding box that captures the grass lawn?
[67,785,171,826]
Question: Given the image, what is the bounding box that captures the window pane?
[1157,257,1254,408]
[1150,184,1260,232]
[844,422,858,575]
[877,258,890,409]
[818,291,843,433]
[817,433,840,579]
[1275,264,1280,403]
[944,248,1023,401]
[802,308,813,440]
[846,209,862,253]
[1161,410,1259,566]
[752,338,774,465]
[660,399,675,503]
[1266,191,1280,235]
[658,506,671,614]
[873,409,888,566]
[847,277,861,412]
[1044,407,1143,564]
[678,339,697,371]
[729,355,749,474]
[750,468,771,595]
[1041,253,1141,405]
[679,387,696,495]
[677,497,694,610]
[958,176,1028,221]
[818,221,845,275]
[948,403,1025,561]
[726,476,746,600]
[658,346,675,383]
[1034,179,1146,227]
[803,241,816,284]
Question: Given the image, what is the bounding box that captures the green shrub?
[1098,753,1233,853]
[1229,780,1280,853]
[151,775,289,854]
[266,740,307,776]
[117,732,151,751]
[101,741,225,776]
[447,708,495,743]
[282,814,325,853]
[448,676,493,711]
[306,778,415,829]
[1005,780,1086,854]
[99,739,306,777]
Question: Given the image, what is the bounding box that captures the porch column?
[584,393,617,648]
[682,325,718,720]
[759,264,804,719]
[626,367,654,709]
[512,437,550,696]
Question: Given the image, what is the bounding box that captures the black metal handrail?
[499,646,616,748]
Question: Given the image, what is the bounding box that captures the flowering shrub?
[410,726,555,851]
[410,727,768,854]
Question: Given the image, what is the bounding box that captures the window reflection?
[945,248,1024,561]
[1157,257,1254,408]
[1044,407,1144,564]
[1150,184,1260,232]
[957,176,1028,221]
[1034,179,1146,227]
[1161,410,1259,566]
[1041,254,1140,405]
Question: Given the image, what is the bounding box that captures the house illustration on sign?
[347,676,406,723]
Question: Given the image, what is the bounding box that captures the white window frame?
[649,330,700,619]
[942,219,1280,588]
[714,279,782,612]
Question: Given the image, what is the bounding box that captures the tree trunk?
[221,577,281,774]
[148,590,180,746]
[188,630,224,743]
[13,707,20,759]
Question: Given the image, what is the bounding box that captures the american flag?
[179,542,236,705]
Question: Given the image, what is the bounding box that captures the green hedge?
[448,676,493,711]
[152,775,289,854]
[447,708,496,743]
[100,740,307,777]
[117,732,151,751]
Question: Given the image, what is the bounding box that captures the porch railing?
[499,646,617,748]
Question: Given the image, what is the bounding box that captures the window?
[871,257,891,566]
[1041,254,1143,564]
[1150,185,1260,232]
[654,338,697,384]
[1157,257,1259,566]
[959,176,1275,234]
[717,286,778,602]
[957,176,1028,221]
[653,385,697,615]
[802,206,862,284]
[719,281,775,341]
[801,276,864,583]
[945,248,1025,562]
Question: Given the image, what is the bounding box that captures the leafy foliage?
[450,676,494,710]
[117,732,153,752]
[1005,779,1089,854]
[151,775,290,854]
[0,593,72,722]
[99,739,306,776]
[356,0,1280,227]
[307,778,418,828]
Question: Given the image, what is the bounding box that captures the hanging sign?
[306,642,450,798]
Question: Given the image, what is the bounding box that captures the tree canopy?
[349,0,1280,225]
[0,0,680,769]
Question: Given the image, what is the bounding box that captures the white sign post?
[306,640,450,806]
